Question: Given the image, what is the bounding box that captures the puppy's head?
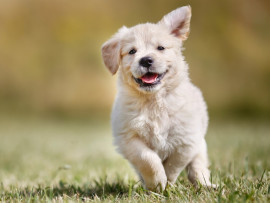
[102,6,191,93]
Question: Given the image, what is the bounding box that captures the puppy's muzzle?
[132,56,168,90]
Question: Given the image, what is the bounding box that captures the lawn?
[0,115,269,202]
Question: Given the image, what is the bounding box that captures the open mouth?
[133,71,167,87]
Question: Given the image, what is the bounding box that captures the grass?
[0,115,269,202]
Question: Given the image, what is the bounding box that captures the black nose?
[139,57,153,68]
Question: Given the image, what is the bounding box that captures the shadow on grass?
[49,180,131,199]
[7,179,143,200]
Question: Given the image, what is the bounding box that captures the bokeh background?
[0,0,269,119]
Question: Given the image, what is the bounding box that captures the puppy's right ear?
[101,26,128,75]
[158,6,192,40]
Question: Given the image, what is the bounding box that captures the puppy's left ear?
[158,6,192,40]
[101,26,128,75]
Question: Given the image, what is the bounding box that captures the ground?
[0,115,269,202]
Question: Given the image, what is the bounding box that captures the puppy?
[101,6,214,191]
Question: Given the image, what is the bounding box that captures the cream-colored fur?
[101,6,214,191]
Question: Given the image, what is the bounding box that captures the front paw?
[193,178,218,190]
[203,183,218,189]
[144,172,167,192]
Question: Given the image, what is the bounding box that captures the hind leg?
[186,139,215,187]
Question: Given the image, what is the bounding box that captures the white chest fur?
[112,82,207,162]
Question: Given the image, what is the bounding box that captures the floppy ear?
[101,26,128,75]
[158,6,191,40]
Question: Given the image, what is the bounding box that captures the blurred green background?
[0,0,269,119]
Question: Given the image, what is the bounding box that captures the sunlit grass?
[0,116,269,202]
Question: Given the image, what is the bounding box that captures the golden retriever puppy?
[101,6,214,191]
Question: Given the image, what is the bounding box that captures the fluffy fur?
[101,6,214,191]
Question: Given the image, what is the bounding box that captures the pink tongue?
[140,73,158,84]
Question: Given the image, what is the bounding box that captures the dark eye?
[157,46,165,51]
[129,48,137,55]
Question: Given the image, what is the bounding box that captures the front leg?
[163,145,195,184]
[120,137,167,191]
